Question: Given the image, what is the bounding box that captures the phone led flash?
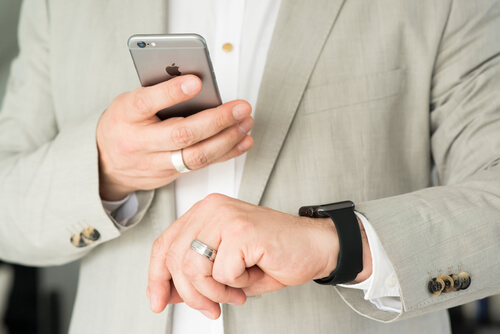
[151,42,156,47]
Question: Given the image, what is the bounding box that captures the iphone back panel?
[128,34,222,119]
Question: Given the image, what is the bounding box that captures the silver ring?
[171,149,191,173]
[190,239,217,262]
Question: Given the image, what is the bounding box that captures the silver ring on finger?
[171,149,191,173]
[190,239,217,262]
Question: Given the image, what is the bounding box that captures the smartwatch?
[299,200,363,285]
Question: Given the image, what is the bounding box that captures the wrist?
[316,216,372,284]
[99,170,133,201]
[353,216,372,283]
[98,161,133,201]
[97,143,134,201]
[99,183,132,201]
[300,201,364,285]
[309,217,340,280]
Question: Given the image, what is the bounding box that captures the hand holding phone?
[96,75,254,200]
[95,34,254,200]
[128,34,222,119]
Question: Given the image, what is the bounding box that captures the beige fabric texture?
[0,0,499,333]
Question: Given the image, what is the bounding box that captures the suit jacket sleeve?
[0,0,154,266]
[336,0,500,322]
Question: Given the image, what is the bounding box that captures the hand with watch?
[147,195,372,319]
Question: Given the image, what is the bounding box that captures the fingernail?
[238,117,253,134]
[181,77,200,95]
[201,310,215,320]
[232,104,251,120]
[150,293,159,312]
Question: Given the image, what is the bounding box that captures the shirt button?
[222,43,233,53]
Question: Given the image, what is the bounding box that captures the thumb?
[122,75,201,123]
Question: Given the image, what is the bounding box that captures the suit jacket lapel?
[238,0,346,205]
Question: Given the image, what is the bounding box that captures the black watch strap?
[299,201,363,285]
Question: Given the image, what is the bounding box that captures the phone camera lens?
[137,41,146,48]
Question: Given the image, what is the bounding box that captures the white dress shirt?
[103,1,402,333]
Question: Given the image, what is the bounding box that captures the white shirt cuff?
[338,211,402,313]
[101,192,139,227]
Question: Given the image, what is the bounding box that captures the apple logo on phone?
[166,63,181,76]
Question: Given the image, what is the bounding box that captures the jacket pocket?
[301,68,404,114]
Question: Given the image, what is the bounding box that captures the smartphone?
[128,34,222,119]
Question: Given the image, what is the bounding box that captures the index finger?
[147,208,194,312]
[123,75,202,123]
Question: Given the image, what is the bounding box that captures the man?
[1,0,499,333]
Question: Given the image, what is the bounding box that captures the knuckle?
[212,270,231,285]
[211,287,230,303]
[200,194,231,216]
[161,82,184,103]
[151,237,165,256]
[186,148,209,169]
[165,250,178,271]
[183,297,204,311]
[229,222,252,239]
[234,217,254,234]
[181,258,199,280]
[203,193,226,205]
[211,109,229,131]
[131,88,153,115]
[117,138,139,155]
[108,93,127,112]
[171,125,195,146]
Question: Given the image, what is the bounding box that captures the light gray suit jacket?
[1,0,500,333]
